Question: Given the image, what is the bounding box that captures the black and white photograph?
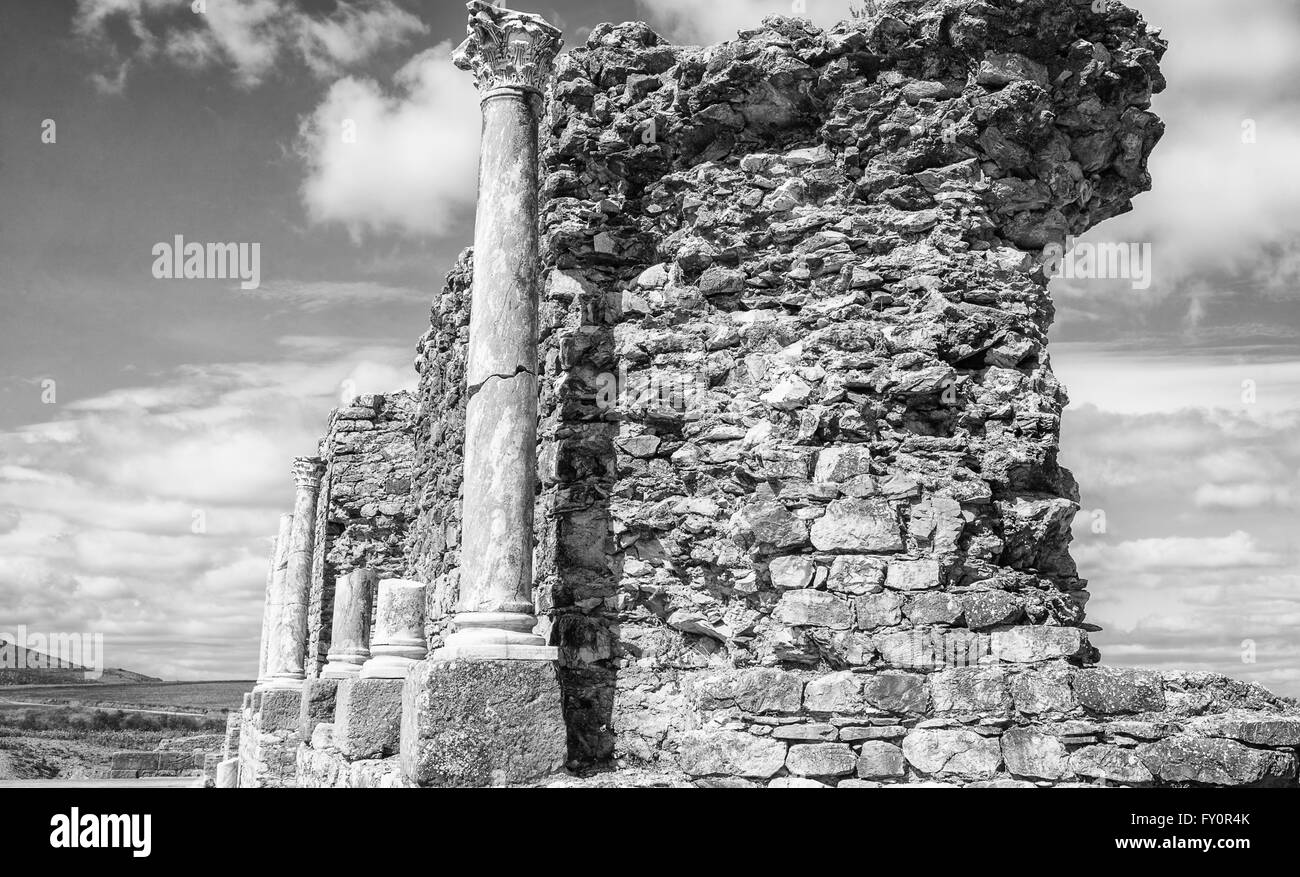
[1,0,1297,851]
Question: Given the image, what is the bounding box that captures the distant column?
[437,0,563,661]
[264,457,324,689]
[254,514,294,691]
[322,569,376,679]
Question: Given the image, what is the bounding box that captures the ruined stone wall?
[408,252,472,644]
[385,0,1299,787]
[305,392,416,676]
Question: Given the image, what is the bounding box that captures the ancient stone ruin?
[223,0,1300,789]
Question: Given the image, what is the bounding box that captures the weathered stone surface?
[335,677,403,761]
[905,592,963,625]
[1186,711,1300,748]
[1010,663,1077,715]
[1074,667,1166,714]
[258,688,304,734]
[884,559,941,591]
[785,743,857,777]
[772,723,838,742]
[773,590,853,629]
[769,555,816,590]
[902,729,1002,779]
[676,729,786,780]
[854,591,905,630]
[400,659,567,787]
[810,499,904,552]
[1068,744,1154,785]
[961,590,1022,628]
[862,672,929,715]
[689,668,805,715]
[827,555,887,595]
[767,777,828,788]
[856,741,906,779]
[989,627,1089,663]
[1001,727,1068,780]
[930,667,1011,715]
[297,677,338,740]
[1138,737,1297,787]
[804,671,864,714]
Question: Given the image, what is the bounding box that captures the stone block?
[335,676,404,760]
[1001,727,1068,780]
[810,498,903,552]
[400,659,567,787]
[857,741,906,778]
[1138,736,1297,787]
[989,626,1088,663]
[1068,744,1153,785]
[215,758,239,788]
[688,668,805,715]
[902,728,1002,779]
[862,671,929,715]
[772,723,837,742]
[675,729,786,780]
[259,687,304,733]
[773,590,852,629]
[298,677,339,739]
[1073,667,1165,714]
[785,743,857,777]
[930,667,1011,714]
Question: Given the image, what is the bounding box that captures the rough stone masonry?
[233,0,1300,788]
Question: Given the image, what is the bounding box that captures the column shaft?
[265,458,323,688]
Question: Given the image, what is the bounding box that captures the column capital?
[453,1,563,99]
[290,456,324,489]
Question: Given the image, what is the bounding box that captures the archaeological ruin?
[222,0,1300,789]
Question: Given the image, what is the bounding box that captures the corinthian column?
[255,514,294,686]
[437,1,562,661]
[265,457,324,688]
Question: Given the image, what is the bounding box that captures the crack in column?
[466,364,535,401]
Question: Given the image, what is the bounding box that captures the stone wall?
[408,253,473,644]
[306,393,416,676]
[519,0,1170,770]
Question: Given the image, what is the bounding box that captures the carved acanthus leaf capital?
[291,456,324,489]
[453,1,563,98]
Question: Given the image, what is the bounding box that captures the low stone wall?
[614,665,1298,787]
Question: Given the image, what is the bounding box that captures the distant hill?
[0,642,160,686]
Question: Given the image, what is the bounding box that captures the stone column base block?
[432,642,559,661]
[298,677,339,740]
[360,654,420,679]
[400,659,568,787]
[259,688,305,734]
[215,758,239,788]
[335,676,405,760]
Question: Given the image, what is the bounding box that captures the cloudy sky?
[0,0,1296,692]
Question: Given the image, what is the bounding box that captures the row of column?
[254,458,428,690]
[255,457,323,691]
[254,1,564,683]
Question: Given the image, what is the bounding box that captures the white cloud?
[1073,531,1281,573]
[637,0,855,44]
[297,44,482,239]
[73,0,426,90]
[0,336,414,679]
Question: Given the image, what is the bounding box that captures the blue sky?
[0,0,1297,691]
